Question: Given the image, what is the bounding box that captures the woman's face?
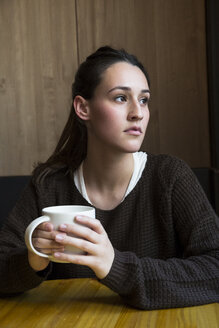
[86,61,150,154]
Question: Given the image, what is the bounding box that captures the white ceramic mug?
[25,205,95,263]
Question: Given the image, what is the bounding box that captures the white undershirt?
[74,152,147,205]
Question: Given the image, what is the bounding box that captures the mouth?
[124,126,142,136]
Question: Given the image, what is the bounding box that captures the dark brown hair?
[33,46,150,181]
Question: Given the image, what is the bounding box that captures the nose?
[127,100,143,121]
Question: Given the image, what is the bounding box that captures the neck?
[83,149,134,192]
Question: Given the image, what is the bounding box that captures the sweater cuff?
[100,248,135,295]
[10,248,52,292]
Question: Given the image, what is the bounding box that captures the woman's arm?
[51,160,219,309]
[0,181,51,294]
[100,162,219,309]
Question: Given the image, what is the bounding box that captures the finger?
[55,234,97,255]
[33,237,65,250]
[58,224,99,244]
[36,247,65,255]
[36,222,54,232]
[59,216,106,235]
[76,216,105,234]
[33,229,54,240]
[53,252,95,266]
[33,229,66,241]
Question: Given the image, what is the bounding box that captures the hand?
[53,216,115,279]
[27,222,66,272]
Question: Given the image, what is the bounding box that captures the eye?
[139,97,149,105]
[115,95,127,103]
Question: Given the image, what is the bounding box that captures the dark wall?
[206,0,219,214]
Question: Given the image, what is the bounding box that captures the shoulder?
[147,152,190,172]
[31,168,73,194]
[144,153,194,186]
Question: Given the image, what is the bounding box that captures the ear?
[73,95,90,121]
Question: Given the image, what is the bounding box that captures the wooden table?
[0,279,218,328]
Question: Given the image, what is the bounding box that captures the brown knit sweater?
[0,153,218,310]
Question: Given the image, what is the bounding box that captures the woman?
[0,46,218,310]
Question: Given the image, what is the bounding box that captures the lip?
[124,126,142,136]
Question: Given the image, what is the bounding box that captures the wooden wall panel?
[0,0,211,176]
[76,0,210,167]
[0,0,78,175]
[153,0,210,167]
[76,0,161,154]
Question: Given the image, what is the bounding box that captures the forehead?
[99,62,149,90]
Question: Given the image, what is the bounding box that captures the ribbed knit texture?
[0,153,218,309]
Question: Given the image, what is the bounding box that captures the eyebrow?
[107,86,150,94]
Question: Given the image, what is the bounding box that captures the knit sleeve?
[0,180,51,295]
[100,160,219,310]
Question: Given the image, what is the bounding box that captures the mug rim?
[42,205,94,214]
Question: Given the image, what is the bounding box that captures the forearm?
[100,249,219,310]
[0,248,50,295]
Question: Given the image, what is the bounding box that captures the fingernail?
[45,223,52,230]
[60,224,67,230]
[54,252,61,257]
[56,234,64,241]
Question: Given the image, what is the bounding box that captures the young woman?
[0,46,218,310]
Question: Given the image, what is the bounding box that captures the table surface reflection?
[0,278,218,328]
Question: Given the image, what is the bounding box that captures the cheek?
[147,110,150,121]
[144,109,150,127]
[90,103,121,130]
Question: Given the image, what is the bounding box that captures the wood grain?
[76,0,161,156]
[0,0,78,175]
[0,0,211,175]
[153,0,210,166]
[0,279,218,328]
[76,0,210,167]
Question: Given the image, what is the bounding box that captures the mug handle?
[25,216,50,258]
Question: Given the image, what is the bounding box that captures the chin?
[109,139,144,154]
[128,140,144,151]
[122,143,142,154]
